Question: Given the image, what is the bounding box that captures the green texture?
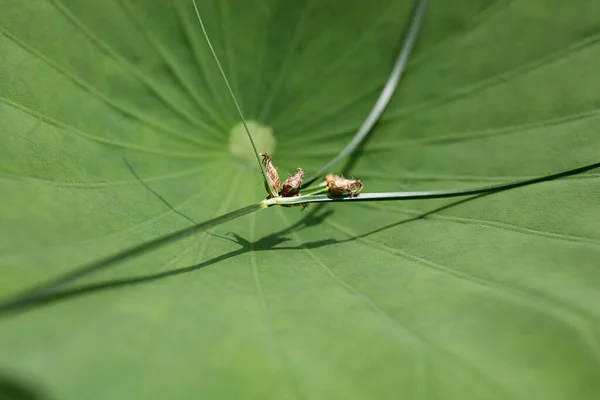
[228,120,276,166]
[1,0,599,399]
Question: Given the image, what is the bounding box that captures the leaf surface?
[1,0,600,398]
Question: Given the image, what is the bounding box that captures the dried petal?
[260,153,280,197]
[324,174,363,197]
[281,168,304,197]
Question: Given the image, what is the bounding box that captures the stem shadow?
[2,160,597,317]
[0,192,488,317]
[0,205,335,316]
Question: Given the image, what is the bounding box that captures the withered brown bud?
[260,153,280,197]
[324,174,363,197]
[281,168,304,197]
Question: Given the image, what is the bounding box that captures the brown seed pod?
[324,174,363,197]
[281,168,304,197]
[260,153,280,197]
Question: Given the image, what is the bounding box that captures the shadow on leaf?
[1,160,599,317]
[0,205,335,316]
[0,373,49,400]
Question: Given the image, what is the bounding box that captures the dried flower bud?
[281,168,304,197]
[324,174,363,197]
[260,153,280,197]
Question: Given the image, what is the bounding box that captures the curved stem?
[303,0,429,187]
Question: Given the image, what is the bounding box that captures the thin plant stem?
[303,0,429,187]
[191,0,277,198]
[275,161,600,206]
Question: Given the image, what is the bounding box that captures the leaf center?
[228,120,276,166]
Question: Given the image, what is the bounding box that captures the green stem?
[274,161,600,206]
[191,0,277,198]
[303,0,429,187]
[299,186,329,196]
